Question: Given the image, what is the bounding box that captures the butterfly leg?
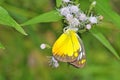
[48,56,59,68]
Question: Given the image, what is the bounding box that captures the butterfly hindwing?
[69,35,86,68]
[69,52,86,68]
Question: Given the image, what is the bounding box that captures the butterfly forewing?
[52,30,81,62]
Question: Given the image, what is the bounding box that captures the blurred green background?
[0,0,120,80]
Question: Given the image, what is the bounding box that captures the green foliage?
[95,0,120,29]
[88,0,120,59]
[0,6,27,35]
[78,0,120,59]
[0,0,119,59]
[56,0,62,7]
[90,28,120,60]
[0,0,120,80]
[0,42,5,49]
[21,10,62,26]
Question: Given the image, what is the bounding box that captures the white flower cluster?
[59,0,102,30]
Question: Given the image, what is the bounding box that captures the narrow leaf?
[0,6,27,35]
[0,42,5,49]
[96,0,120,29]
[90,28,120,60]
[21,10,62,26]
[56,0,62,7]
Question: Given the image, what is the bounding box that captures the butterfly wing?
[69,35,86,68]
[52,30,81,62]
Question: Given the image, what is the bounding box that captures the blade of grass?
[21,10,62,26]
[2,3,38,18]
[0,6,27,35]
[95,0,120,29]
[90,28,120,60]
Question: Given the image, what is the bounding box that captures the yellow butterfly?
[52,28,86,68]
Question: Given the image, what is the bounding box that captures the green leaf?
[90,28,120,60]
[0,6,27,35]
[21,10,62,26]
[95,0,120,29]
[0,42,5,49]
[56,0,62,7]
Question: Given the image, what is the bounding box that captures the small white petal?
[40,43,46,49]
[60,7,70,16]
[69,18,80,26]
[79,13,87,21]
[69,5,79,13]
[89,16,97,24]
[62,0,70,3]
[86,24,91,30]
[66,14,73,21]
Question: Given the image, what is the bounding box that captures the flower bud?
[79,13,87,21]
[98,15,104,20]
[86,24,91,30]
[40,43,46,49]
[91,1,96,6]
[89,16,97,24]
[62,0,70,3]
